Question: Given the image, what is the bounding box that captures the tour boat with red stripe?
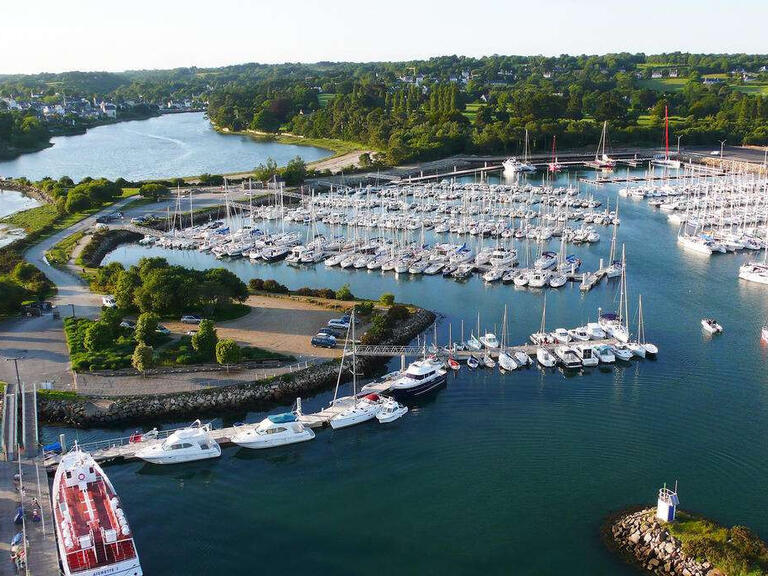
[53,446,142,576]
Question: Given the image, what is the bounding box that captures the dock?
[0,380,60,575]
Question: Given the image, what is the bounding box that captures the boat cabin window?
[200,443,209,450]
[266,427,286,435]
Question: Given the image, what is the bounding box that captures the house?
[100,101,117,118]
[669,69,679,78]
[703,77,722,85]
[651,71,663,79]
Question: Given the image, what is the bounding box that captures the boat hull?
[390,373,447,400]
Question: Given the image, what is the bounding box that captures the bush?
[216,338,241,368]
[355,301,374,316]
[138,183,169,200]
[335,283,354,300]
[83,321,112,352]
[379,293,395,306]
[262,279,289,294]
[132,342,153,373]
[386,304,410,322]
[248,278,264,291]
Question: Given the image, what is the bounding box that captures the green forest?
[2,53,768,165]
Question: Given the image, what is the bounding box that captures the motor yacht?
[555,346,582,369]
[389,358,447,400]
[232,413,315,449]
[552,328,571,344]
[611,343,634,361]
[585,323,607,340]
[568,327,591,342]
[135,420,221,464]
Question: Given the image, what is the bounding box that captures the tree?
[192,319,218,360]
[379,293,395,306]
[114,269,141,310]
[282,156,307,185]
[134,312,159,344]
[84,321,112,352]
[132,342,153,376]
[216,339,240,372]
[138,183,169,201]
[335,283,354,301]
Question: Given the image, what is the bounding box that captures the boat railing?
[75,427,180,454]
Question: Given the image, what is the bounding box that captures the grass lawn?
[274,134,372,157]
[156,335,292,367]
[45,231,85,266]
[734,84,768,96]
[668,511,768,576]
[637,78,688,92]
[1,187,139,242]
[636,114,686,127]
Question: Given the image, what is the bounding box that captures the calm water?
[51,169,768,575]
[0,188,40,218]
[0,112,330,181]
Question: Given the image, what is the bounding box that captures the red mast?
[664,105,669,159]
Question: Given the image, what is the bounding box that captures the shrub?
[386,304,410,322]
[138,183,169,200]
[355,301,374,316]
[83,322,112,352]
[132,342,153,374]
[262,279,289,294]
[248,278,264,291]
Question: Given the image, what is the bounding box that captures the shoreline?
[38,307,436,428]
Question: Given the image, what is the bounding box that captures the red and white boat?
[53,447,143,576]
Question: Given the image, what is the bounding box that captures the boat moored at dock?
[53,447,143,576]
[135,420,221,464]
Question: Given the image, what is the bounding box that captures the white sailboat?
[503,129,536,173]
[498,305,518,372]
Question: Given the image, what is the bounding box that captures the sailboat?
[530,294,552,345]
[588,121,616,170]
[503,129,536,173]
[498,305,518,372]
[329,312,381,429]
[739,221,768,284]
[652,106,682,169]
[548,135,562,173]
[599,245,630,343]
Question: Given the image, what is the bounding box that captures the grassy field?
[463,102,483,122]
[45,230,85,266]
[637,78,688,92]
[668,512,768,576]
[735,84,768,96]
[318,93,336,108]
[271,134,374,157]
[636,114,686,127]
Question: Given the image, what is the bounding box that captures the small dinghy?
[467,355,480,369]
[376,397,408,423]
[447,357,460,371]
[701,318,723,334]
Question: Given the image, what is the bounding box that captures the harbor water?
[0,112,331,182]
[48,169,768,575]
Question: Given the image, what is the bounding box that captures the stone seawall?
[80,230,141,267]
[607,509,722,576]
[39,308,436,427]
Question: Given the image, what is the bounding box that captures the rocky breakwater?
[39,307,436,427]
[608,509,722,576]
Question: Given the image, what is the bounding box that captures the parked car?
[186,330,198,336]
[180,314,203,324]
[120,320,136,330]
[155,324,171,335]
[311,333,337,348]
[130,216,147,224]
[102,295,117,308]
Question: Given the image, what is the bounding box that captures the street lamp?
[677,135,682,154]
[4,357,22,388]
[719,139,727,169]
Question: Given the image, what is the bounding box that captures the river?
[43,168,768,575]
[0,112,331,182]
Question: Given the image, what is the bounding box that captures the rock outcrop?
[608,509,723,576]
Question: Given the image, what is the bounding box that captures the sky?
[2,0,767,75]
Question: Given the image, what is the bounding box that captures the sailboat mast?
[665,106,670,160]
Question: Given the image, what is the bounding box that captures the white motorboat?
[568,327,591,342]
[701,318,723,334]
[627,341,647,358]
[554,346,582,369]
[479,332,500,350]
[135,420,221,464]
[548,273,567,288]
[232,413,315,449]
[574,346,599,367]
[376,397,408,423]
[552,328,571,344]
[513,351,531,366]
[536,347,556,368]
[586,323,607,340]
[467,355,479,369]
[611,343,634,361]
[593,345,615,363]
[483,353,496,369]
